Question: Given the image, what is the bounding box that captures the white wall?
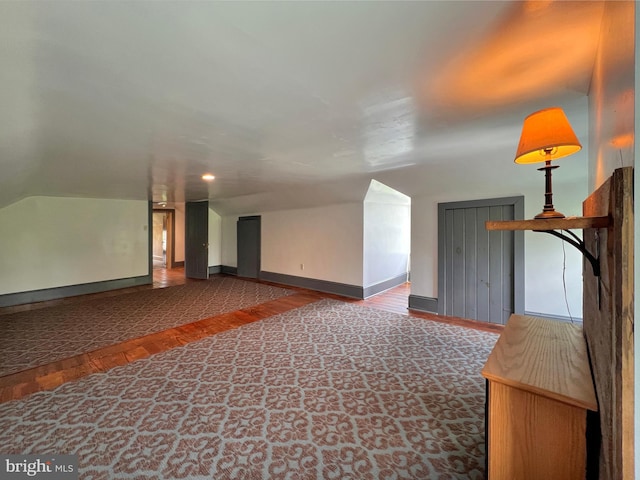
[221,203,363,286]
[363,180,411,288]
[588,1,635,192]
[262,203,364,286]
[411,178,586,318]
[587,1,636,475]
[221,215,240,268]
[0,196,148,295]
[208,207,222,267]
[522,181,585,319]
[221,203,365,286]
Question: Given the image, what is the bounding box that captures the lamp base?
[534,209,565,219]
[534,159,564,220]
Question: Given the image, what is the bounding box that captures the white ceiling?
[0,1,606,214]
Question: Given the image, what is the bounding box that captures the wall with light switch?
[0,196,148,296]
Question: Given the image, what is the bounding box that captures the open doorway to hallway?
[152,209,175,270]
[151,203,187,287]
[363,179,411,299]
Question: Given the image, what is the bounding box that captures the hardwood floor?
[152,265,193,288]
[0,267,189,316]
[0,269,502,403]
[358,282,411,315]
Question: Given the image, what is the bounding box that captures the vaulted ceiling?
[0,1,606,214]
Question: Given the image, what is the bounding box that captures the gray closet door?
[185,201,209,279]
[438,197,524,324]
[237,216,261,279]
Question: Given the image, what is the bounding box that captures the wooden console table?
[482,314,597,480]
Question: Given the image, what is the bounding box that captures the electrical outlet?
[300,263,304,270]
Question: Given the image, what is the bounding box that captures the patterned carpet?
[0,299,498,479]
[0,277,292,376]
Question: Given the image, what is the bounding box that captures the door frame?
[437,196,525,318]
[152,209,175,268]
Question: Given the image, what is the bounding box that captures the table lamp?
[514,107,582,219]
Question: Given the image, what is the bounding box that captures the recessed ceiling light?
[202,173,215,181]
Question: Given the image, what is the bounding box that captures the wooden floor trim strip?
[0,291,322,403]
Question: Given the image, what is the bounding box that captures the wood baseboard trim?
[363,273,408,298]
[208,265,222,275]
[408,294,438,314]
[221,265,238,275]
[0,275,153,308]
[259,271,363,299]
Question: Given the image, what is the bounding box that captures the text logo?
[1,455,78,479]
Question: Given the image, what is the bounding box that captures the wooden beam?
[485,216,610,231]
[582,166,634,479]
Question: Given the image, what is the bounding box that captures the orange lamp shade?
[514,107,582,164]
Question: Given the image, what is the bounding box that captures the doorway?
[437,197,524,324]
[152,209,175,270]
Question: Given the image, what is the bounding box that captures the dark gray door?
[438,197,524,324]
[185,201,209,279]
[237,216,261,278]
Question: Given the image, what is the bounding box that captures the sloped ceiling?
[0,1,606,214]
